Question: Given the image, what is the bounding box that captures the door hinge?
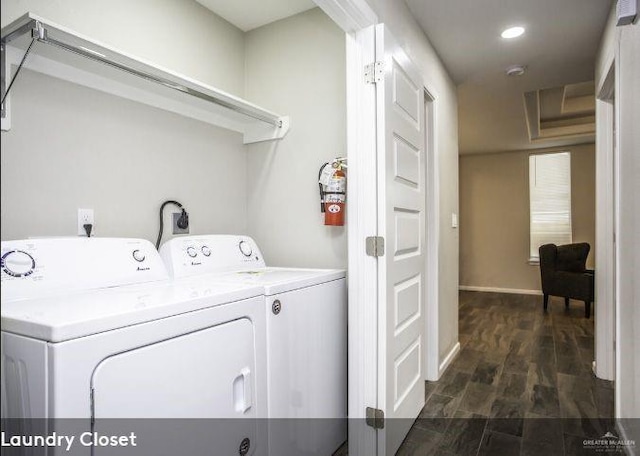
[366,236,385,257]
[364,61,384,84]
[366,407,385,429]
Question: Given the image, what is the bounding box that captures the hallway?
[397,291,615,455]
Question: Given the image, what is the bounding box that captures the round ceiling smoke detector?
[506,65,526,77]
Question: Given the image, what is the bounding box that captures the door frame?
[343,22,380,456]
[595,57,616,384]
[311,1,379,454]
[423,89,440,381]
[314,1,442,454]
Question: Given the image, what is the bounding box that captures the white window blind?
[529,152,572,260]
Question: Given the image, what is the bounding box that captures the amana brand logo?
[136,266,150,271]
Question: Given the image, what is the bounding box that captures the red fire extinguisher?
[319,159,347,226]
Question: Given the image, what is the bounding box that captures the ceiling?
[196,0,316,32]
[405,0,614,154]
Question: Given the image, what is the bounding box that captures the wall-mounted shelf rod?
[40,35,281,127]
[2,20,281,127]
[1,13,290,142]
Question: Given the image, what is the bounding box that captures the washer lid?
[208,267,346,295]
[0,279,263,342]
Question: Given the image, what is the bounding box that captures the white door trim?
[313,0,377,32]
[595,60,616,382]
[344,25,379,456]
[424,89,440,381]
[312,1,378,455]
[313,1,442,453]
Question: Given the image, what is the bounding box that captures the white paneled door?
[375,24,427,455]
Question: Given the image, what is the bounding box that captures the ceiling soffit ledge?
[524,81,596,143]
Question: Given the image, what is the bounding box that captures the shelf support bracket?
[1,20,43,130]
[243,116,290,144]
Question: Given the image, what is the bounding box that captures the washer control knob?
[201,246,211,257]
[1,250,36,277]
[187,246,198,258]
[239,240,252,257]
[239,438,251,456]
[132,249,146,262]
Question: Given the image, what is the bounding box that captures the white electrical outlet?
[77,208,95,236]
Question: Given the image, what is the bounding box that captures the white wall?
[596,4,640,441]
[460,144,596,292]
[0,69,248,242]
[244,8,347,269]
[0,0,249,243]
[0,0,245,96]
[1,2,348,266]
[364,0,460,361]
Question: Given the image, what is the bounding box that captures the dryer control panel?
[159,235,266,278]
[1,238,168,301]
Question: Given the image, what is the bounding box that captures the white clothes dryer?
[1,238,267,456]
[160,235,347,456]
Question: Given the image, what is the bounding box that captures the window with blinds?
[529,152,572,260]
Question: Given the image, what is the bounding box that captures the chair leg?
[585,301,591,319]
[543,294,549,312]
[564,297,570,309]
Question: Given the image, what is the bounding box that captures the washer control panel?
[159,235,266,278]
[1,238,168,301]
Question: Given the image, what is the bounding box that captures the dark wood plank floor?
[396,291,615,456]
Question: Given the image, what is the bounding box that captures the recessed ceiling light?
[501,26,525,39]
[506,65,526,77]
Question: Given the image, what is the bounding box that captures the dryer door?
[91,318,260,455]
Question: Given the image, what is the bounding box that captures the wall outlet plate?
[78,208,95,236]
[172,212,189,235]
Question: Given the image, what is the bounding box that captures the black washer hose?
[156,200,188,250]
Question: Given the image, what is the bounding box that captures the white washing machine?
[159,235,347,456]
[1,238,268,456]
